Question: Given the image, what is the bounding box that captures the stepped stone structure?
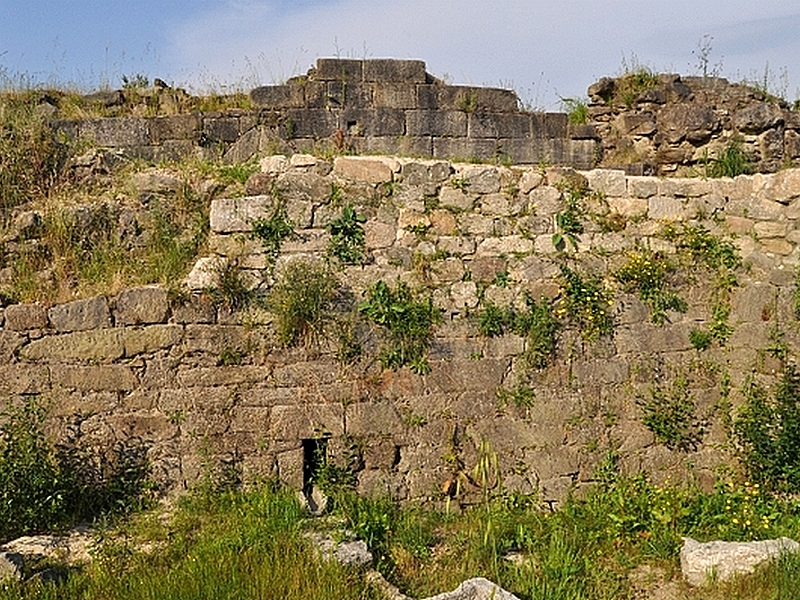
[4,152,800,506]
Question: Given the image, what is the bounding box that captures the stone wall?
[4,154,800,506]
[53,58,598,169]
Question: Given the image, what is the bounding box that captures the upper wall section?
[53,58,598,169]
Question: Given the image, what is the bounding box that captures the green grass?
[4,471,800,600]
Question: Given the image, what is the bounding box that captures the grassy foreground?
[3,474,800,600]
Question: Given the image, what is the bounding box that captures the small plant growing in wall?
[561,97,590,125]
[733,366,800,493]
[327,204,367,265]
[638,376,705,452]
[552,183,586,251]
[359,280,442,374]
[268,259,340,350]
[614,248,687,325]
[251,201,294,274]
[557,265,614,343]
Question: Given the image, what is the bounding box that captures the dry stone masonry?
[4,151,800,506]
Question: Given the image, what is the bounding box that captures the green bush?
[359,280,442,374]
[733,366,800,493]
[0,397,151,543]
[268,259,339,349]
[614,249,687,326]
[327,204,366,265]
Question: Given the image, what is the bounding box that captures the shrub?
[251,201,294,273]
[327,204,366,265]
[733,366,800,493]
[557,265,614,343]
[359,280,442,374]
[638,376,704,451]
[268,259,339,349]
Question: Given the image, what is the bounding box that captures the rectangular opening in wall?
[302,437,328,492]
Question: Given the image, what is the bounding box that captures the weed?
[705,138,753,178]
[477,302,512,337]
[0,396,151,544]
[0,92,72,218]
[733,366,800,493]
[496,385,536,409]
[217,347,245,366]
[689,328,713,351]
[614,248,687,325]
[450,176,469,192]
[557,265,614,343]
[552,183,586,251]
[359,280,442,374]
[458,90,479,113]
[250,201,294,273]
[514,294,562,369]
[638,376,705,451]
[210,258,253,310]
[327,204,366,265]
[561,97,590,125]
[268,259,339,349]
[614,65,659,107]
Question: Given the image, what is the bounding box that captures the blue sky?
[2,0,800,109]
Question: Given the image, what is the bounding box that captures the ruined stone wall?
[54,58,598,169]
[4,155,800,506]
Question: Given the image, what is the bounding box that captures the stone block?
[20,329,125,363]
[433,138,499,161]
[342,108,405,136]
[272,360,340,387]
[114,286,169,325]
[269,404,344,440]
[648,196,685,220]
[586,169,627,197]
[315,58,363,81]
[276,448,304,488]
[50,365,138,392]
[249,84,305,108]
[183,324,250,354]
[176,365,271,387]
[346,401,404,436]
[468,113,530,139]
[439,186,477,211]
[364,220,397,249]
[437,236,477,256]
[49,296,110,332]
[363,59,426,83]
[122,324,184,357]
[283,108,337,138]
[459,165,501,194]
[436,86,519,112]
[681,536,800,586]
[0,365,50,394]
[406,110,467,137]
[325,82,374,108]
[373,84,418,109]
[209,196,273,233]
[149,115,201,143]
[425,358,508,393]
[3,303,48,331]
[531,113,568,138]
[333,156,394,184]
[476,236,534,257]
[80,118,149,147]
[229,406,271,433]
[202,117,240,143]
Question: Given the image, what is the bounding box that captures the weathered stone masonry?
[4,155,800,506]
[54,58,598,169]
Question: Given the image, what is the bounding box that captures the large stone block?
[20,329,125,363]
[149,115,201,143]
[436,86,519,112]
[80,118,149,147]
[531,113,568,138]
[333,156,395,184]
[269,404,344,440]
[3,303,48,331]
[283,108,338,138]
[209,196,273,233]
[340,108,405,136]
[114,286,169,325]
[406,110,467,137]
[0,365,50,394]
[363,59,426,83]
[249,84,305,108]
[468,113,530,139]
[49,296,110,332]
[373,84,418,109]
[315,58,363,82]
[325,82,374,108]
[433,138,499,161]
[346,401,404,436]
[50,365,138,392]
[122,324,184,357]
